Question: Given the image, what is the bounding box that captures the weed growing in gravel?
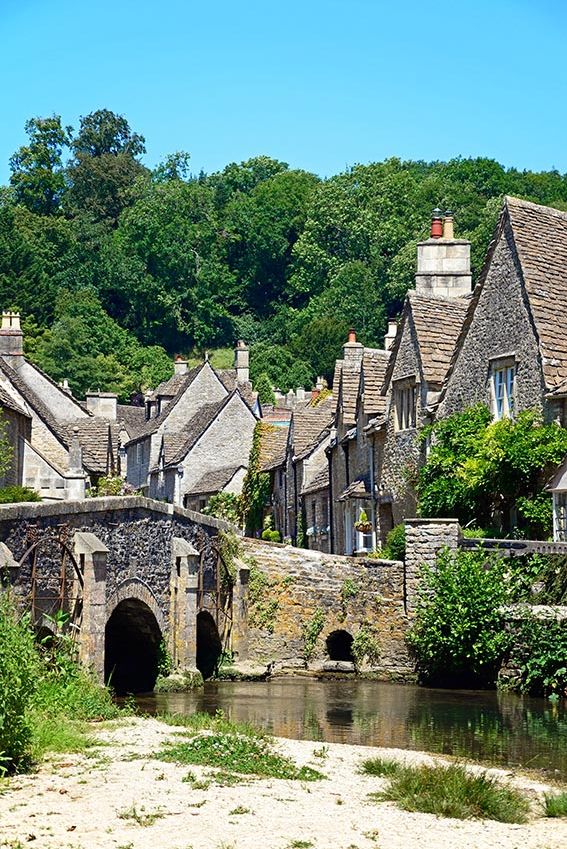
[181,770,211,790]
[156,733,324,781]
[229,805,250,815]
[117,804,165,826]
[368,761,529,823]
[360,757,403,777]
[288,842,314,849]
[544,790,567,817]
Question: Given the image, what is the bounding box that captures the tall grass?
[0,593,120,772]
[367,759,530,824]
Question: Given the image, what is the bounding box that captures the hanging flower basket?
[354,520,372,533]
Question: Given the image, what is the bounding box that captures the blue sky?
[1,0,566,182]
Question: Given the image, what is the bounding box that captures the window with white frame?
[491,359,516,420]
[394,378,417,431]
[554,491,567,541]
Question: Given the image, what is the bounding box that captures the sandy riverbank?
[1,716,566,849]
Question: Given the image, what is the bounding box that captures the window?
[394,379,417,431]
[321,498,329,533]
[554,491,567,541]
[491,360,516,420]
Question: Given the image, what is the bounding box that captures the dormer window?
[491,358,516,420]
[394,378,417,431]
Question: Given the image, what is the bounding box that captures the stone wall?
[240,538,414,681]
[404,518,460,613]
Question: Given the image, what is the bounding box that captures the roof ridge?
[505,195,567,221]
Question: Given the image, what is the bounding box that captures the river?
[135,678,567,779]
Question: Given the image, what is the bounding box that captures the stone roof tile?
[292,397,335,460]
[259,425,289,472]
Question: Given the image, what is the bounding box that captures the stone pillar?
[170,537,200,671]
[231,559,250,662]
[74,532,109,682]
[404,518,460,614]
[0,542,19,587]
[65,426,87,500]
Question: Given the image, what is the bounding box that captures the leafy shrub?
[408,548,511,686]
[351,625,380,671]
[0,594,38,770]
[302,608,326,661]
[87,475,138,497]
[509,614,567,696]
[381,523,406,560]
[202,491,242,524]
[0,485,40,503]
[261,528,281,543]
[544,791,567,817]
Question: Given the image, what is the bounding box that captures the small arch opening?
[105,598,162,694]
[196,611,222,679]
[326,629,354,662]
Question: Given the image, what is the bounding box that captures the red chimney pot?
[348,328,357,343]
[430,207,443,239]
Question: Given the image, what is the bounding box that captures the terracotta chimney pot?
[430,207,443,239]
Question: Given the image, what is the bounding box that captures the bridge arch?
[196,610,223,679]
[105,579,165,694]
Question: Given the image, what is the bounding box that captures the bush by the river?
[0,594,119,773]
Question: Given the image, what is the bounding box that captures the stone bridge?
[0,497,417,692]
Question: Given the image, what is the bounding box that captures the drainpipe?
[327,446,334,554]
[283,464,288,540]
[369,434,377,551]
[292,460,298,546]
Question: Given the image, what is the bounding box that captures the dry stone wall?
[241,538,414,681]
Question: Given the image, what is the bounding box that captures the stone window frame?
[489,355,516,421]
[393,376,417,432]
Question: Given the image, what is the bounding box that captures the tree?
[290,316,349,386]
[9,116,71,215]
[253,372,276,406]
[249,342,313,393]
[418,406,567,536]
[66,110,148,224]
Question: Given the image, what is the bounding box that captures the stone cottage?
[126,344,258,507]
[0,312,133,499]
[435,198,567,540]
[149,389,258,508]
[270,394,335,546]
[0,383,31,488]
[327,334,390,555]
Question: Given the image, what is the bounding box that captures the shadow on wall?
[196,611,223,679]
[326,629,354,662]
[105,598,162,694]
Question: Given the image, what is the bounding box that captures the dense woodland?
[2,109,567,401]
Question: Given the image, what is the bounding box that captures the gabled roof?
[383,291,469,391]
[127,363,207,444]
[505,196,567,391]
[116,404,146,439]
[163,389,257,468]
[0,383,30,418]
[259,424,289,472]
[360,348,389,415]
[0,358,85,451]
[301,461,329,495]
[441,196,567,400]
[60,419,119,474]
[186,464,246,496]
[292,397,335,460]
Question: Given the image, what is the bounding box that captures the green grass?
[360,756,403,777]
[229,805,250,815]
[155,732,324,781]
[544,791,567,817]
[368,762,530,823]
[157,710,265,740]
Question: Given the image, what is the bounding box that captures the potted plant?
[354,509,372,533]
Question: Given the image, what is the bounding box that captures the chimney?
[296,387,306,402]
[316,376,326,391]
[59,378,73,396]
[174,355,188,376]
[415,207,471,299]
[234,339,249,384]
[85,391,118,420]
[0,311,24,363]
[65,426,86,500]
[384,320,398,351]
[343,328,364,366]
[311,388,320,403]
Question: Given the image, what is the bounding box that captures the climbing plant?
[351,624,380,671]
[247,558,293,633]
[302,608,326,662]
[240,421,273,535]
[217,530,241,587]
[339,578,359,621]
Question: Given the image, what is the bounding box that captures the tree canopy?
[3,110,567,399]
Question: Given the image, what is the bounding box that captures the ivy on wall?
[240,422,273,535]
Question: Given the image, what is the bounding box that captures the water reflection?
[135,678,567,778]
